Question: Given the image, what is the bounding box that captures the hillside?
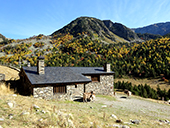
[1,34,170,81]
[0,65,19,80]
[1,17,170,84]
[133,22,170,36]
[0,81,170,128]
[137,33,162,40]
[51,17,142,43]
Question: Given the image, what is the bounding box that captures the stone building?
[0,73,5,82]
[19,56,114,99]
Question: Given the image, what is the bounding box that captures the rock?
[165,120,170,124]
[68,113,74,120]
[33,104,40,109]
[116,119,123,123]
[111,114,118,119]
[90,122,93,125]
[68,119,75,127]
[159,119,165,123]
[123,122,133,125]
[131,119,140,124]
[102,105,107,108]
[38,118,43,122]
[36,109,39,112]
[8,114,14,119]
[122,125,130,128]
[7,101,15,108]
[112,124,129,128]
[168,100,170,104]
[7,102,13,108]
[39,91,43,94]
[12,94,17,97]
[41,110,46,114]
[20,111,30,116]
[0,118,4,121]
[112,124,121,127]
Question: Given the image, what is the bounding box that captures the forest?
[1,32,170,100]
[1,33,170,81]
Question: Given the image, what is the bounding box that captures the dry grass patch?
[0,65,19,80]
[0,82,14,95]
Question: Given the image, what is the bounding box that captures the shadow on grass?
[5,79,31,96]
[120,96,127,99]
[73,96,91,102]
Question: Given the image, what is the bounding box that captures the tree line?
[114,81,170,101]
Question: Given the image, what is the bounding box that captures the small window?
[53,85,66,93]
[91,75,100,82]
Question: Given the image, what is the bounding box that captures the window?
[91,75,100,82]
[53,85,66,93]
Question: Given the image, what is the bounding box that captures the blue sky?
[1,0,170,39]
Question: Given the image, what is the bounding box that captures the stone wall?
[67,84,84,97]
[33,86,53,99]
[67,74,114,96]
[32,74,114,100]
[86,75,114,95]
[0,73,5,81]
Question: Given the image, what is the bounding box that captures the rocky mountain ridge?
[51,17,143,43]
[133,22,170,36]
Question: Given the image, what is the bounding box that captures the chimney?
[37,56,45,75]
[104,63,111,72]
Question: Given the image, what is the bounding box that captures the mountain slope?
[0,33,7,42]
[51,17,141,43]
[103,20,140,41]
[133,22,170,36]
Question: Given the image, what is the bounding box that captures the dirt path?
[95,93,170,120]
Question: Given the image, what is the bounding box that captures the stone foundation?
[33,86,53,99]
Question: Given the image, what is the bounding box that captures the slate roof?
[70,67,114,75]
[22,66,114,85]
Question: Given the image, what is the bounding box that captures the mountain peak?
[51,16,142,43]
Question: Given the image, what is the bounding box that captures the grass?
[0,67,170,127]
[0,82,14,95]
[0,88,169,127]
[0,65,19,81]
[96,95,116,101]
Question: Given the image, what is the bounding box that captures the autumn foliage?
[1,33,170,82]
